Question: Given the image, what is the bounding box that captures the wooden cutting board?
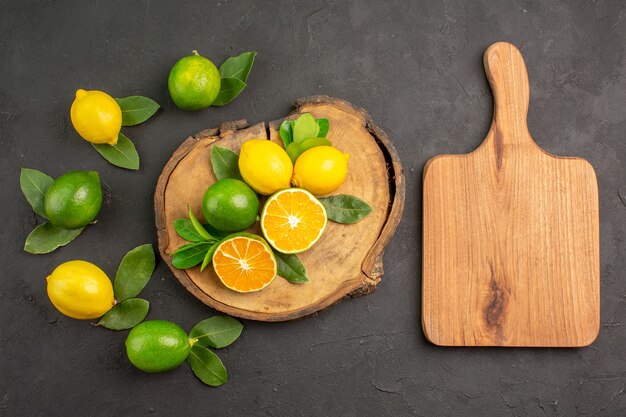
[422,42,600,347]
[155,96,405,321]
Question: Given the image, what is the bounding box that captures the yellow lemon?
[292,146,350,195]
[238,139,293,195]
[70,89,122,145]
[46,260,115,320]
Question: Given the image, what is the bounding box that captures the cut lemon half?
[260,188,327,254]
[212,234,277,293]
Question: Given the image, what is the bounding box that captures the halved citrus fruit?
[212,234,277,293]
[260,188,327,254]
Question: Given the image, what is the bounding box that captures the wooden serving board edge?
[154,95,406,321]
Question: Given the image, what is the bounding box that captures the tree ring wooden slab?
[155,96,405,321]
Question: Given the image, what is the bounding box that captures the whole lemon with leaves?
[239,139,293,195]
[292,146,350,195]
[70,89,122,145]
[47,260,115,320]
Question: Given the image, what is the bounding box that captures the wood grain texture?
[422,42,600,347]
[155,96,405,321]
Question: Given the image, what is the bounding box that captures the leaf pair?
[187,316,243,387]
[172,208,222,271]
[20,168,85,254]
[97,244,155,330]
[92,96,160,170]
[279,113,330,148]
[214,52,256,107]
[173,241,219,271]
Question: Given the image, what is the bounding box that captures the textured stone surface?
[0,1,624,416]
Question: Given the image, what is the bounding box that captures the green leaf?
[115,96,160,126]
[187,345,228,387]
[200,242,220,271]
[173,218,228,243]
[20,168,54,218]
[274,251,309,283]
[24,223,84,254]
[318,194,373,224]
[279,120,294,148]
[96,298,149,330]
[293,113,319,143]
[218,51,256,82]
[212,77,246,106]
[211,146,242,180]
[92,133,140,170]
[114,244,155,302]
[173,218,206,242]
[188,207,214,241]
[189,316,243,348]
[172,242,213,269]
[316,118,330,137]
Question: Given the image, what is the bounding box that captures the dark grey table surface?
[1,1,625,416]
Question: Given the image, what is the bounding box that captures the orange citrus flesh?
[261,188,327,254]
[213,236,277,293]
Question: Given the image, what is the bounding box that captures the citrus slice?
[260,188,327,254]
[212,235,277,293]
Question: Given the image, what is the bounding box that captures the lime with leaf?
[168,51,256,110]
[124,315,243,386]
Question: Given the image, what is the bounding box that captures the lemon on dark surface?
[202,178,259,232]
[168,51,221,111]
[47,260,114,320]
[125,320,191,373]
[44,171,102,230]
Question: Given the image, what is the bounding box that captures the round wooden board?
[155,96,405,321]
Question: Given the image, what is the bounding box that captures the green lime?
[44,171,102,230]
[168,51,221,111]
[125,320,191,373]
[202,178,259,232]
[286,137,332,163]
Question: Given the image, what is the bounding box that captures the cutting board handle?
[483,42,532,148]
